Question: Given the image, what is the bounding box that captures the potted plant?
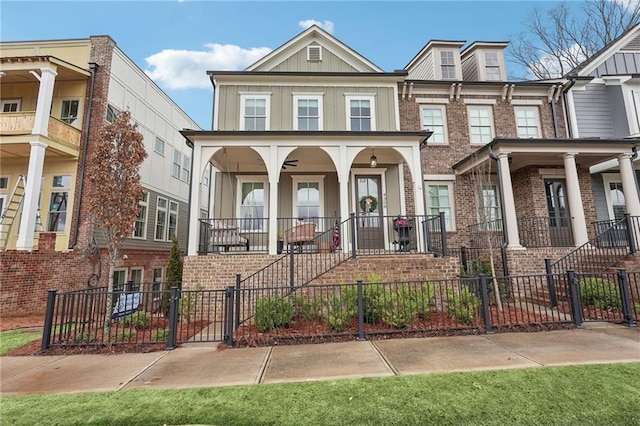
[277,230,284,254]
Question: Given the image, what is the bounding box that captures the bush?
[254,296,295,332]
[325,293,357,331]
[121,311,151,329]
[579,278,622,310]
[445,287,480,324]
[117,330,136,342]
[292,294,322,321]
[379,288,419,328]
[152,329,169,342]
[180,284,203,321]
[73,333,96,344]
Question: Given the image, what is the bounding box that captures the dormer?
[404,40,465,81]
[460,42,509,81]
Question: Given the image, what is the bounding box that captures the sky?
[1,0,576,129]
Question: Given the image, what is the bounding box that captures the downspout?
[69,62,98,249]
[561,78,577,138]
[550,85,560,138]
[632,145,640,200]
[488,146,509,277]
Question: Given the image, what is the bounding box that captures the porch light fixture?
[370,150,377,168]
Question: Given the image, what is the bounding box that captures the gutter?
[69,62,98,249]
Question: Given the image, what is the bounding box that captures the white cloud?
[144,44,272,90]
[298,19,335,34]
[527,43,588,79]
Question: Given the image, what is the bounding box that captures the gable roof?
[403,40,466,72]
[245,25,383,73]
[567,23,640,77]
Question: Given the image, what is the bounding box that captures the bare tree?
[469,159,503,311]
[508,0,640,80]
[86,109,147,331]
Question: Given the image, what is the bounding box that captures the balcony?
[0,112,81,153]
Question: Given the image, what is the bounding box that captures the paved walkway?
[1,323,638,395]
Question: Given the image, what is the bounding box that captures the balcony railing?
[468,216,575,249]
[0,112,81,147]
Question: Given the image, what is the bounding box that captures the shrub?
[379,288,418,328]
[325,294,356,331]
[445,287,480,324]
[579,278,622,310]
[121,311,151,329]
[254,296,295,332]
[73,333,96,344]
[117,330,136,342]
[180,284,203,321]
[292,294,322,321]
[152,329,169,342]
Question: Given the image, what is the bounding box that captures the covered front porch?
[182,130,432,256]
[453,138,640,253]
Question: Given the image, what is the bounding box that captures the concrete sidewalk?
[1,324,638,395]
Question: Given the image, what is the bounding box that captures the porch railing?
[468,219,503,249]
[424,212,448,257]
[518,216,574,248]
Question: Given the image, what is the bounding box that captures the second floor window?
[347,95,375,131]
[133,192,148,239]
[182,155,191,183]
[515,107,540,138]
[172,150,182,179]
[421,105,447,144]
[61,100,79,124]
[468,106,494,144]
[240,94,270,131]
[440,51,456,79]
[484,52,501,81]
[154,137,165,156]
[294,96,322,130]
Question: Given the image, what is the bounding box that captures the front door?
[355,175,384,250]
[544,179,573,246]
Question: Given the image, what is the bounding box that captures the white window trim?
[172,150,182,179]
[603,173,624,220]
[292,94,324,131]
[420,104,448,145]
[1,99,21,112]
[154,137,165,156]
[291,175,325,230]
[345,94,376,131]
[129,268,144,286]
[47,175,71,234]
[239,93,271,131]
[182,155,191,183]
[236,175,269,232]
[475,182,501,223]
[438,50,457,80]
[467,105,495,145]
[168,201,179,241]
[152,267,164,300]
[132,192,149,240]
[482,51,502,81]
[514,106,542,138]
[155,196,168,242]
[60,98,80,126]
[426,180,456,231]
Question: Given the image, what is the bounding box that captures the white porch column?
[31,68,57,136]
[411,145,426,251]
[563,153,589,246]
[496,153,522,249]
[187,142,203,256]
[268,145,279,255]
[619,153,640,216]
[339,145,351,253]
[16,142,47,250]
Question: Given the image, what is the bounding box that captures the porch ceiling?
[452,138,639,174]
[0,56,90,82]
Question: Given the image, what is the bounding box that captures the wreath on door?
[359,195,378,213]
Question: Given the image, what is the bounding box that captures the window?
[604,175,626,220]
[468,106,494,144]
[1,99,20,112]
[237,177,268,232]
[133,192,148,239]
[478,185,500,222]
[294,95,323,130]
[60,99,79,124]
[420,105,447,144]
[106,104,120,123]
[515,107,540,138]
[172,150,182,178]
[346,95,375,131]
[240,94,270,131]
[307,45,322,61]
[427,182,454,231]
[182,155,191,183]
[0,177,8,189]
[155,197,167,240]
[0,176,8,217]
[154,137,165,156]
[129,269,143,292]
[484,52,501,81]
[47,175,71,232]
[168,201,178,240]
[292,176,324,230]
[113,270,127,293]
[440,51,456,79]
[152,268,163,299]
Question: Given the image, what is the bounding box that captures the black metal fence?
[424,212,448,256]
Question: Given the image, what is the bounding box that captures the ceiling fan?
[258,158,299,169]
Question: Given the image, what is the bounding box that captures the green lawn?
[2,363,639,425]
[0,330,42,356]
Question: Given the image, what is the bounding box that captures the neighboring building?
[183,25,429,257]
[0,36,202,293]
[562,24,640,225]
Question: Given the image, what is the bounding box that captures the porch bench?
[210,220,249,252]
[284,222,316,252]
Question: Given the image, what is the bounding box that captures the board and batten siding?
[217,84,397,131]
[270,47,361,73]
[573,84,615,137]
[591,174,609,222]
[588,52,640,77]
